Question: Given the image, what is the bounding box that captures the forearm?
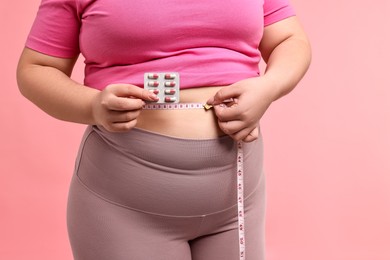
[17,63,99,125]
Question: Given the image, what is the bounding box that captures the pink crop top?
[26,0,295,90]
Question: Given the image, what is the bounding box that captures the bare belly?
[136,86,225,139]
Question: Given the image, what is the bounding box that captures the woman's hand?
[92,84,158,132]
[207,77,278,142]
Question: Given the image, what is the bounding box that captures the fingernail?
[219,103,227,108]
[149,93,158,99]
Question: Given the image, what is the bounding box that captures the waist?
[136,86,225,139]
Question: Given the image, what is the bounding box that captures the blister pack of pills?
[144,72,180,103]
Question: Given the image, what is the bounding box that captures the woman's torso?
[76,0,263,137]
[76,0,263,136]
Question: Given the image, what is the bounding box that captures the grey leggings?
[67,125,266,260]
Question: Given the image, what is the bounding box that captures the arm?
[259,16,312,100]
[17,48,158,132]
[207,16,311,142]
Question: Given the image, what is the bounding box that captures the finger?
[230,127,255,142]
[109,110,141,123]
[218,120,245,136]
[106,95,146,111]
[108,84,158,101]
[213,103,242,122]
[242,127,259,142]
[207,86,242,105]
[109,119,138,132]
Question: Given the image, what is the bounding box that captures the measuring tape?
[143,103,205,110]
[142,102,246,260]
[237,140,245,260]
[143,72,245,259]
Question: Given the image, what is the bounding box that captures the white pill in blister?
[164,73,176,79]
[164,97,177,102]
[165,81,176,87]
[148,73,159,79]
[148,81,159,87]
[164,89,176,95]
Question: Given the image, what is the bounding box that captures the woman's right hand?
[92,84,158,132]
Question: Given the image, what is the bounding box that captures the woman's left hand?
[207,77,277,142]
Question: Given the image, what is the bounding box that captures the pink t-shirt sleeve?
[263,0,295,26]
[26,0,81,58]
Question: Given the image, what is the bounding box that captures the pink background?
[1,0,389,259]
